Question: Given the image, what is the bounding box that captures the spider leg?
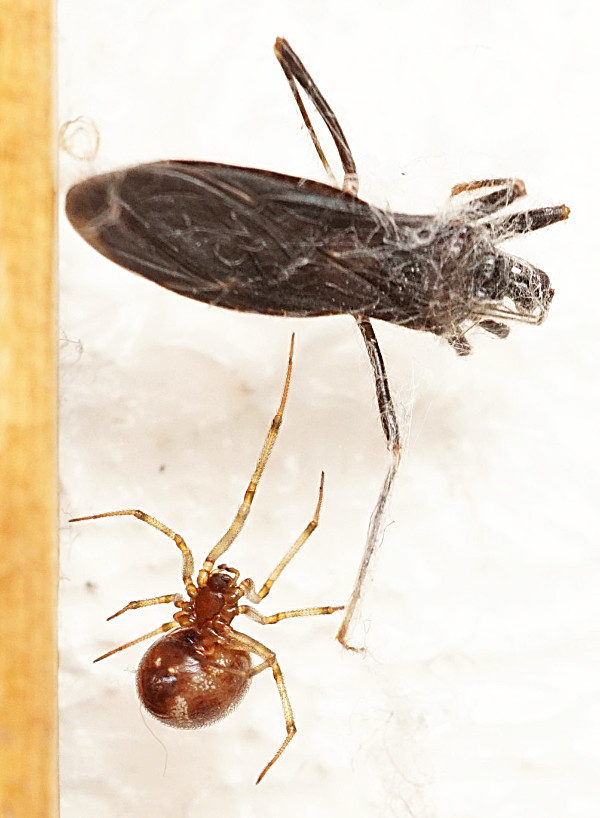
[71,509,195,591]
[93,621,177,663]
[198,335,295,582]
[239,604,343,625]
[224,627,298,784]
[106,593,182,621]
[241,471,324,603]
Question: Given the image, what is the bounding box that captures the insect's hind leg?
[274,37,403,650]
[335,319,402,648]
[274,37,358,194]
[273,39,401,459]
[273,42,402,456]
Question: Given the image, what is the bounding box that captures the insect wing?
[66,161,414,319]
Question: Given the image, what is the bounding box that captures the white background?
[59,2,598,817]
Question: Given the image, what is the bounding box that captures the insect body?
[71,337,343,784]
[65,38,569,648]
[66,163,561,355]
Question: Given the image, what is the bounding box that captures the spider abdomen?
[137,628,252,728]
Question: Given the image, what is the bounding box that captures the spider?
[71,335,343,783]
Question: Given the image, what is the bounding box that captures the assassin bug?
[65,38,569,649]
[71,336,343,784]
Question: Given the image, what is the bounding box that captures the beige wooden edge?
[0,2,58,817]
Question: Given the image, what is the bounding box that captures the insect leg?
[477,320,511,339]
[274,38,403,649]
[224,627,297,784]
[355,317,400,449]
[71,509,195,591]
[452,179,570,234]
[447,334,472,356]
[333,318,403,649]
[274,37,358,194]
[336,446,402,648]
[273,39,401,446]
[451,178,527,196]
[198,336,294,581]
[240,471,324,603]
[486,204,570,240]
[451,178,527,218]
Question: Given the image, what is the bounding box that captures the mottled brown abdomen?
[136,628,252,727]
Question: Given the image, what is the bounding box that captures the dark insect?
[65,38,569,649]
[71,337,343,784]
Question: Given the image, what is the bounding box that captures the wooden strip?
[0,2,58,817]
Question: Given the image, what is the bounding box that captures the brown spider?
[71,335,343,783]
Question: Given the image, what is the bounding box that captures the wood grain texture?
[0,2,58,817]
